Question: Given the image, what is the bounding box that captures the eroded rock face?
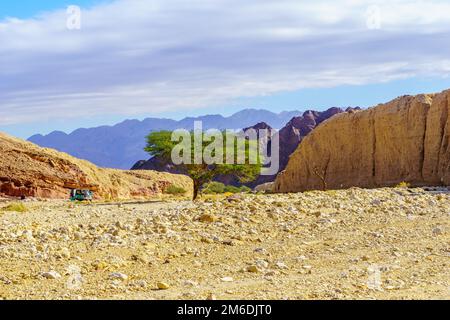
[0,133,192,199]
[274,90,450,192]
[276,107,356,176]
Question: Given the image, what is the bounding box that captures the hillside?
[0,132,192,200]
[275,90,450,192]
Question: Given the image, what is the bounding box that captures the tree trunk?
[312,166,328,191]
[193,181,200,201]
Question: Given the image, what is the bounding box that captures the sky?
[1,0,450,138]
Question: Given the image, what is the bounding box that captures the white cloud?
[1,0,450,125]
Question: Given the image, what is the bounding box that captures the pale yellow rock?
[157,282,170,290]
[275,90,450,192]
[247,265,260,273]
[199,214,217,223]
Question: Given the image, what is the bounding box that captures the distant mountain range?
[28,109,304,169]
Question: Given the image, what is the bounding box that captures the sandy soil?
[0,187,448,300]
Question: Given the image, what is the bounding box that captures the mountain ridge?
[28,108,306,169]
[29,108,302,140]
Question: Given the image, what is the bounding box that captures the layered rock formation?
[0,132,192,199]
[274,90,450,192]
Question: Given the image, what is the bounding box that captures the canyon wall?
[274,90,450,192]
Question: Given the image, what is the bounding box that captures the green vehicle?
[70,189,94,202]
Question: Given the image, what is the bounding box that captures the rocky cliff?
[0,132,192,199]
[274,90,450,192]
[276,107,360,176]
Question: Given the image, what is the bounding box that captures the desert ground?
[0,187,448,300]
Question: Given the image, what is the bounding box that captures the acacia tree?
[145,130,261,200]
[311,156,330,191]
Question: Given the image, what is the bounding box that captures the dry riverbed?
[0,188,449,300]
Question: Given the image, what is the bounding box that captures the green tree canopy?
[145,130,261,200]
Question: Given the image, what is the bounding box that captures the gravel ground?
[0,187,449,300]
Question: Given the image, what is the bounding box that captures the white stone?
[220,277,234,282]
[109,272,128,281]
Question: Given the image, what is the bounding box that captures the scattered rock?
[183,280,199,287]
[226,194,243,203]
[254,247,268,254]
[222,239,236,246]
[206,293,217,300]
[41,271,62,280]
[275,261,288,269]
[199,214,217,223]
[157,282,170,290]
[220,276,234,282]
[59,247,71,259]
[109,272,128,281]
[255,259,269,269]
[0,186,447,300]
[246,265,260,273]
[432,227,443,236]
[0,276,12,285]
[130,280,147,288]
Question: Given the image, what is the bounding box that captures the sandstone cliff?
[274,90,450,192]
[0,132,192,199]
[276,107,361,175]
